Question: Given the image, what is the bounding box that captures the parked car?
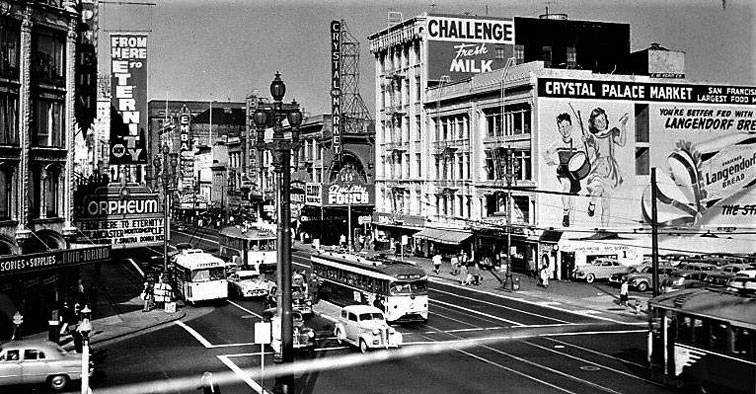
[625,265,676,292]
[673,261,718,273]
[333,305,402,353]
[608,261,673,288]
[703,271,735,288]
[717,263,756,275]
[0,339,89,391]
[264,309,317,355]
[735,269,756,279]
[661,271,709,293]
[228,270,275,298]
[573,258,632,283]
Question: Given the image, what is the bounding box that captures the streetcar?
[218,225,277,275]
[310,251,428,323]
[647,277,756,393]
[171,249,229,304]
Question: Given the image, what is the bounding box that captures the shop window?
[0,91,18,145]
[31,97,65,147]
[635,104,649,143]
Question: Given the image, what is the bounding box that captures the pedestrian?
[432,253,442,275]
[540,265,550,289]
[471,261,482,286]
[459,263,470,286]
[339,234,347,249]
[450,253,460,276]
[373,295,385,312]
[200,371,221,394]
[141,281,153,312]
[620,278,629,307]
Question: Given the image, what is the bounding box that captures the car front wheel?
[359,339,368,354]
[636,282,648,292]
[586,274,596,283]
[335,329,343,345]
[48,374,70,391]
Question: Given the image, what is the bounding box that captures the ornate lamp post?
[77,306,92,394]
[153,145,179,273]
[252,72,302,394]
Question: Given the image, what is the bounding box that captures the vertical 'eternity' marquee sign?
[330,20,342,157]
[109,32,148,164]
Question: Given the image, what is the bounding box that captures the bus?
[171,249,229,304]
[647,277,756,393]
[218,225,277,275]
[310,251,428,323]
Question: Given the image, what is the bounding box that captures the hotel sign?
[330,20,342,156]
[109,32,148,164]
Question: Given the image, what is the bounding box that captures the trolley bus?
[218,225,277,275]
[171,249,229,304]
[647,277,756,393]
[311,251,428,323]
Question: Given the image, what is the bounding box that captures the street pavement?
[27,224,648,351]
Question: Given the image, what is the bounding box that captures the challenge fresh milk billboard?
[536,78,756,230]
[425,15,514,82]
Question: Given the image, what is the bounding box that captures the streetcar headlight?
[307,330,315,338]
[372,328,381,335]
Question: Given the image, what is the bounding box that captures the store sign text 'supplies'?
[539,79,756,104]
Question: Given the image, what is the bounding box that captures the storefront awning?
[413,228,472,245]
[539,230,562,243]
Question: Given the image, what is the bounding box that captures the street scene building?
[0,2,755,394]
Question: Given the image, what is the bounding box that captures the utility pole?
[651,168,660,297]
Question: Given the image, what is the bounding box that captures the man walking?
[432,253,442,275]
[620,278,629,307]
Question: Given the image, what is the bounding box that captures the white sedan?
[333,305,402,353]
[228,270,275,298]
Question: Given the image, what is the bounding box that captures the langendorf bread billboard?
[536,78,756,230]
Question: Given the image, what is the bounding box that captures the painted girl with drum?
[584,107,628,227]
[543,112,584,227]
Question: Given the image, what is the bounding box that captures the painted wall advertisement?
[536,97,638,230]
[109,32,148,164]
[74,189,164,249]
[425,15,514,82]
[536,78,756,231]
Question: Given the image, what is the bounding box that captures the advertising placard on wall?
[305,183,322,205]
[536,77,756,231]
[536,97,638,230]
[109,32,148,164]
[325,167,374,206]
[291,181,306,220]
[425,15,514,83]
[75,188,164,249]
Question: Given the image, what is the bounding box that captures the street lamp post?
[154,145,179,273]
[252,72,302,394]
[77,306,92,394]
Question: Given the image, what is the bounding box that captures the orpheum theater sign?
[74,186,164,249]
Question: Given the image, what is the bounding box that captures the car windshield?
[238,273,259,280]
[390,281,427,295]
[359,313,384,321]
[191,267,226,282]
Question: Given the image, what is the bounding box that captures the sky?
[98,0,756,116]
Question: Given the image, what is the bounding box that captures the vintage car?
[661,271,709,293]
[333,305,402,353]
[0,339,89,391]
[291,285,312,315]
[609,263,675,292]
[572,258,632,283]
[264,309,317,355]
[228,270,275,298]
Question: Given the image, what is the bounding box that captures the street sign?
[254,322,271,344]
[358,215,371,225]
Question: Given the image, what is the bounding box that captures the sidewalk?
[26,255,197,350]
[403,253,649,320]
[301,240,648,321]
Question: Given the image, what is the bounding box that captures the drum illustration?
[567,151,591,180]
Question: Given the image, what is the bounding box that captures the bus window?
[191,267,226,282]
[692,318,707,347]
[709,321,728,353]
[732,327,753,359]
[677,316,693,343]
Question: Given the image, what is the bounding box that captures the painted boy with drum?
[544,112,584,227]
